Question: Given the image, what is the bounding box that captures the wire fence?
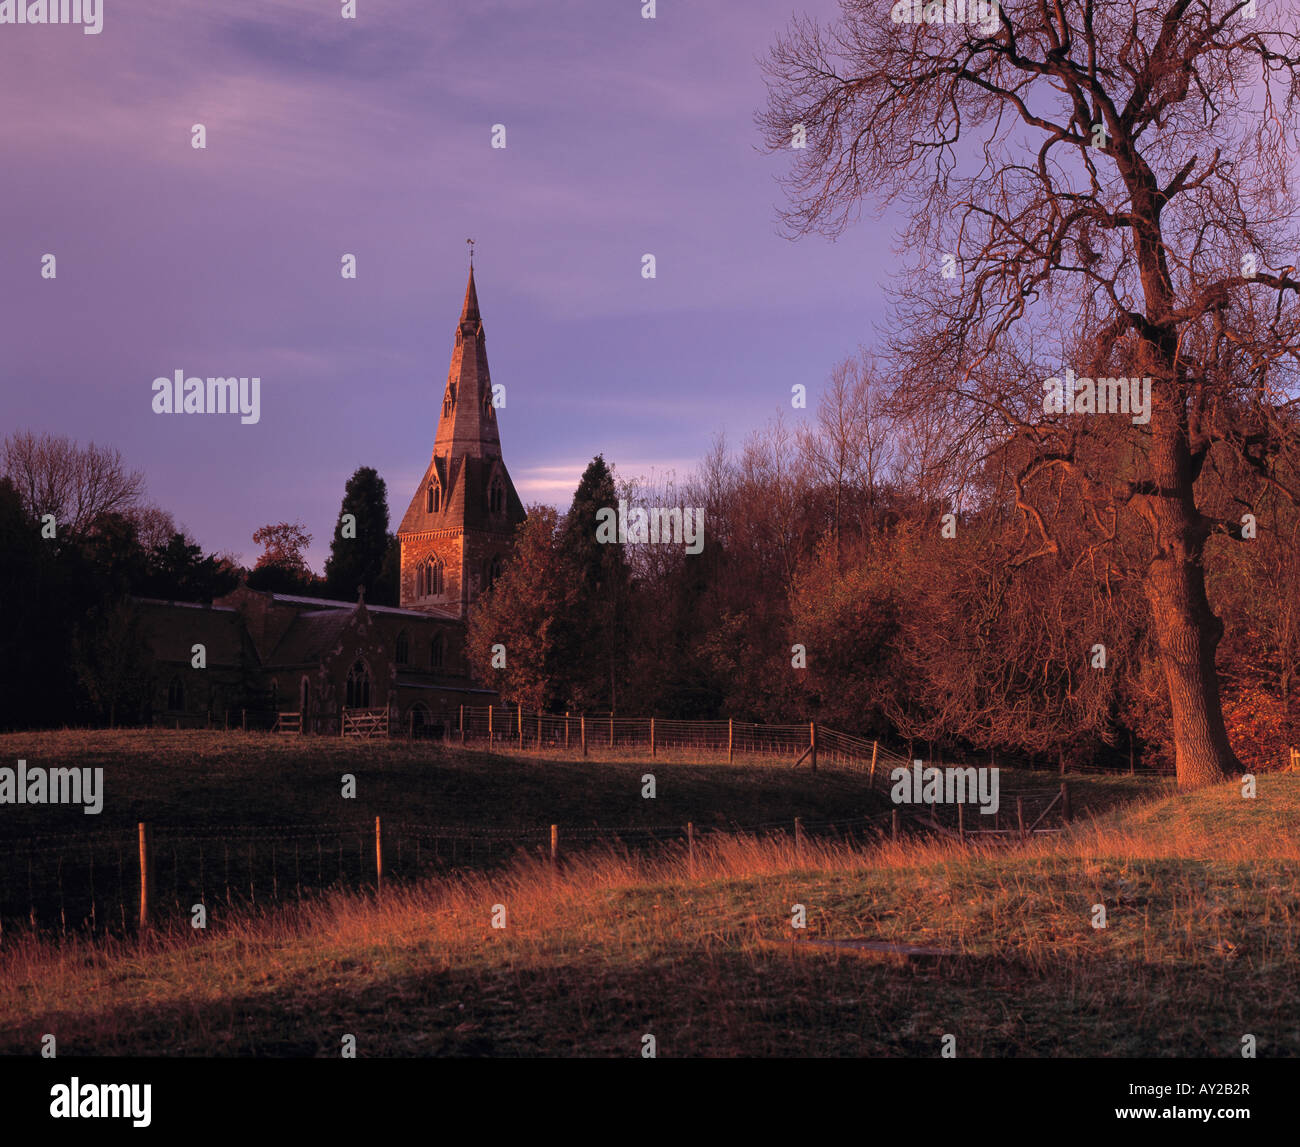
[449,706,1172,776]
[0,811,905,939]
[0,712,1078,938]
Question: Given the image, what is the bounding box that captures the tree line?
[470,352,1300,777]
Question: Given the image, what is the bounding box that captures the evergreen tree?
[323,467,391,601]
[138,533,239,602]
[554,456,633,713]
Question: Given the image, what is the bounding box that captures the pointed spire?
[461,264,480,324]
[432,263,499,459]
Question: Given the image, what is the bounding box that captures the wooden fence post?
[870,740,879,782]
[1060,781,1071,823]
[891,808,900,842]
[809,723,817,773]
[550,824,559,868]
[794,816,804,856]
[1017,796,1025,841]
[375,816,384,893]
[728,719,734,763]
[517,704,523,745]
[581,715,587,757]
[489,705,494,748]
[565,712,570,750]
[137,822,153,930]
[957,801,965,841]
[650,718,656,758]
[459,705,465,744]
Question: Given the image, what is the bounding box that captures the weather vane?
[467,237,475,266]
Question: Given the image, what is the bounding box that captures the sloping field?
[0,768,1292,1057]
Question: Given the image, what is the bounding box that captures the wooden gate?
[342,707,390,738]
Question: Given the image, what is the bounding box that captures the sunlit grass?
[1,773,1295,1057]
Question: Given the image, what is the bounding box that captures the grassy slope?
[0,729,1156,838]
[0,730,896,837]
[0,766,1293,1058]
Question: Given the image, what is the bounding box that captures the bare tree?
[801,351,897,546]
[1,431,145,537]
[736,415,816,591]
[127,503,184,552]
[762,0,1300,786]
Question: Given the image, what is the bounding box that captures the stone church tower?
[397,267,526,617]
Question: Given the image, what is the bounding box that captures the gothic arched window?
[489,476,504,515]
[345,660,371,709]
[396,630,410,665]
[427,482,441,514]
[419,556,444,599]
[488,554,503,588]
[443,385,456,416]
[430,633,444,669]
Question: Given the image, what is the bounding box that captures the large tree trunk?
[1120,155,1243,790]
[1143,406,1243,789]
[1144,555,1242,788]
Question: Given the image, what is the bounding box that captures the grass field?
[0,729,1159,837]
[0,732,1291,1057]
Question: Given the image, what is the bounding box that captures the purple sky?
[2,0,891,571]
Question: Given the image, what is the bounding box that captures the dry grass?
[1,772,1296,1057]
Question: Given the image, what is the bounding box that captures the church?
[135,266,526,735]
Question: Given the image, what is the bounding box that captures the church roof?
[398,453,524,536]
[267,610,353,667]
[133,598,246,667]
[268,592,434,619]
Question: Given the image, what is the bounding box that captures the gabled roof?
[265,610,354,667]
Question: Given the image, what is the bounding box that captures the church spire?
[461,264,481,325]
[433,263,499,457]
[397,256,527,617]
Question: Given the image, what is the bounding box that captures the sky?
[0,0,894,571]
